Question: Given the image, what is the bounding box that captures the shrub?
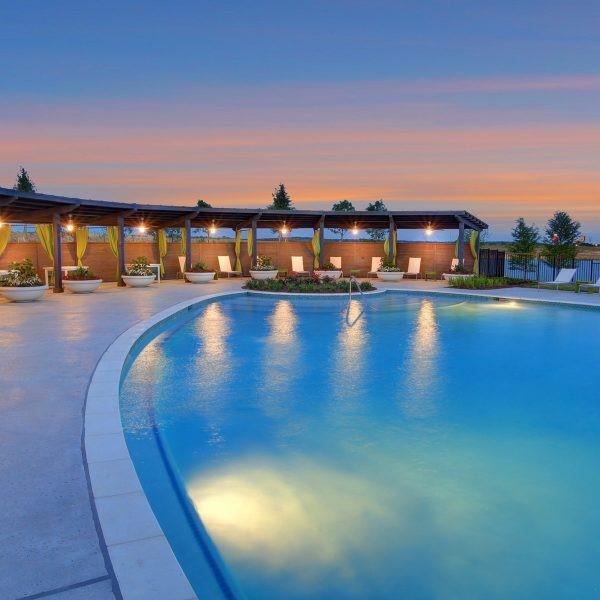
[65,266,99,280]
[126,257,154,276]
[244,276,375,293]
[252,255,276,271]
[317,261,339,271]
[0,258,43,287]
[378,257,401,272]
[447,276,525,289]
[187,261,211,273]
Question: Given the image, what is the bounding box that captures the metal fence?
[480,249,600,283]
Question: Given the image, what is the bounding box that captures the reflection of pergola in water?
[0,186,487,292]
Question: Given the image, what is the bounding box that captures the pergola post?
[387,215,395,261]
[184,218,192,272]
[251,215,258,266]
[117,214,126,286]
[318,215,325,268]
[457,220,465,267]
[52,211,63,293]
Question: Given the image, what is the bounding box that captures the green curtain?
[383,229,397,261]
[180,227,187,256]
[107,226,119,257]
[75,226,88,267]
[247,228,254,263]
[0,224,10,258]
[158,229,167,276]
[36,224,54,263]
[470,230,480,274]
[234,228,242,272]
[311,229,320,268]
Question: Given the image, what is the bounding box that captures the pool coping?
[84,285,599,599]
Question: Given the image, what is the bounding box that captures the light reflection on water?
[121,294,600,599]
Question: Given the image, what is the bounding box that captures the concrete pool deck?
[1,278,598,599]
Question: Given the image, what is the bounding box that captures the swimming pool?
[120,292,600,599]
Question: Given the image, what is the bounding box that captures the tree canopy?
[366,199,387,240]
[329,199,355,239]
[268,183,294,210]
[197,199,212,208]
[509,217,539,273]
[543,211,581,262]
[14,166,36,192]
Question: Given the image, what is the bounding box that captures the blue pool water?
[121,293,600,599]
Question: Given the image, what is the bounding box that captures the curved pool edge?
[84,290,246,600]
[83,285,598,599]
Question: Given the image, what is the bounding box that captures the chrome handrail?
[346,275,365,326]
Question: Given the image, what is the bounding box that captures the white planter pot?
[376,271,405,281]
[0,285,48,302]
[121,274,156,287]
[442,273,472,281]
[250,270,279,280]
[185,272,215,283]
[63,279,103,293]
[314,270,342,280]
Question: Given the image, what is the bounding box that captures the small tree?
[543,211,581,264]
[268,183,294,210]
[509,217,539,274]
[329,199,355,240]
[14,166,36,192]
[366,199,387,240]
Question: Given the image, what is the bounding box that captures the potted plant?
[121,257,157,287]
[185,261,215,283]
[63,266,103,293]
[0,258,48,302]
[314,261,343,280]
[249,255,278,280]
[376,257,404,281]
[442,262,472,281]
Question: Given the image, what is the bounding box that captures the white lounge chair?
[450,258,459,271]
[368,257,382,277]
[178,256,186,278]
[404,257,422,279]
[578,275,600,293]
[538,268,577,289]
[330,256,342,270]
[291,256,309,275]
[218,255,242,277]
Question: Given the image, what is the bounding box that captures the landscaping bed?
[244,275,375,293]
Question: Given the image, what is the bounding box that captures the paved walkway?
[1,278,597,599]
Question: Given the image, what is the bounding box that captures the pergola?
[0,186,487,292]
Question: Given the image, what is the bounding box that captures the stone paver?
[1,277,596,599]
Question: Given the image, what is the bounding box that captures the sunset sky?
[2,1,599,239]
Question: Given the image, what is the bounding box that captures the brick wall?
[0,240,474,281]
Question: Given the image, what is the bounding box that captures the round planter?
[185,272,215,283]
[121,274,156,287]
[314,270,342,280]
[376,271,405,282]
[250,270,279,280]
[0,285,48,302]
[63,279,103,294]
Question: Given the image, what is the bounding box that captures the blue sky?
[1,1,599,239]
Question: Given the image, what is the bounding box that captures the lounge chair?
[538,268,577,289]
[178,256,186,278]
[330,257,342,270]
[450,258,459,271]
[218,255,242,277]
[368,257,382,277]
[291,256,309,275]
[578,275,600,293]
[404,257,422,279]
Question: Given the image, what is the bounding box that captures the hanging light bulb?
[65,217,75,233]
[209,221,217,235]
[351,222,359,236]
[137,223,147,234]
[280,222,289,235]
[424,223,434,236]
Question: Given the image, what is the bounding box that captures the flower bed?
[244,275,375,293]
[447,276,527,289]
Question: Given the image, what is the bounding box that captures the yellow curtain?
[247,228,254,263]
[470,230,480,274]
[0,224,10,258]
[75,226,88,267]
[107,226,119,257]
[311,229,320,268]
[36,224,54,263]
[384,230,398,260]
[158,229,167,276]
[180,227,186,256]
[234,229,242,272]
